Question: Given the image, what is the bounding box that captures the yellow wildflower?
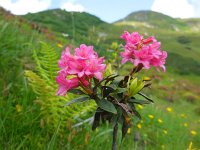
[158,119,163,123]
[183,123,188,127]
[137,123,142,129]
[163,130,168,134]
[188,142,193,150]
[143,77,151,81]
[16,104,22,113]
[127,128,131,134]
[138,105,144,109]
[180,113,186,118]
[148,114,154,119]
[190,130,197,136]
[166,107,173,112]
[57,43,63,48]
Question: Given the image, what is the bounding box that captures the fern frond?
[32,42,59,86]
[25,42,96,131]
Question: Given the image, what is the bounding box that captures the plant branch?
[130,64,143,76]
[112,123,118,150]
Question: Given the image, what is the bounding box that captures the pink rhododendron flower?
[121,31,167,71]
[85,58,106,80]
[150,51,167,72]
[58,47,73,69]
[56,71,79,95]
[121,31,143,47]
[56,44,106,95]
[121,49,134,64]
[74,44,98,59]
[134,46,152,69]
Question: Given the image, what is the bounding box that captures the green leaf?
[127,77,137,96]
[128,99,151,104]
[134,80,145,93]
[93,77,99,87]
[92,108,101,130]
[64,96,89,107]
[109,92,122,102]
[119,76,129,87]
[103,63,115,77]
[105,74,118,85]
[93,74,115,92]
[116,88,126,93]
[138,92,154,103]
[127,77,145,98]
[95,98,117,114]
[68,89,85,95]
[129,103,141,119]
[132,109,141,119]
[143,83,152,88]
[108,83,117,90]
[101,86,114,98]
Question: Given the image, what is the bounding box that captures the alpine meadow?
[0,6,200,150]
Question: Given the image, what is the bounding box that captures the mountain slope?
[116,10,189,31]
[182,18,200,31]
[23,9,107,37]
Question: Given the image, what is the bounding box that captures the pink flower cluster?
[121,31,167,71]
[56,44,106,96]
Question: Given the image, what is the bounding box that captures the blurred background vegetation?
[0,7,200,149]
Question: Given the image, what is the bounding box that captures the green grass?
[1,93,199,149]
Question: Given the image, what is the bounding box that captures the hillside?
[115,10,190,31]
[182,18,200,31]
[23,9,107,38]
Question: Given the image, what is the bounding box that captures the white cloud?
[61,1,85,12]
[0,0,51,15]
[189,0,200,17]
[151,0,199,18]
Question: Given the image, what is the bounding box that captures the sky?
[0,0,200,23]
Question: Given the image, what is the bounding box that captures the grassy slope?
[23,9,107,42]
[0,8,200,149]
[116,10,189,30]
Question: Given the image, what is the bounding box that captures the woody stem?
[112,123,118,150]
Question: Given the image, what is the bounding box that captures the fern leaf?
[25,42,96,131]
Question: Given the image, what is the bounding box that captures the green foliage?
[95,97,117,114]
[64,95,90,106]
[25,43,97,130]
[127,77,144,98]
[177,36,191,44]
